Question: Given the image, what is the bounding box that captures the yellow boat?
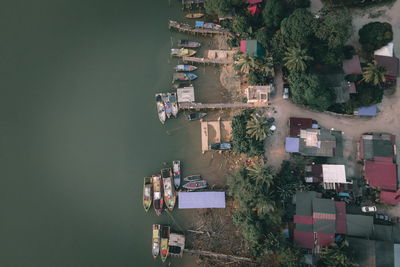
[160,225,170,263]
[171,48,196,57]
[143,177,152,212]
[185,13,204,19]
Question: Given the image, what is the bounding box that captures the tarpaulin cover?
[178,191,226,209]
[195,21,204,27]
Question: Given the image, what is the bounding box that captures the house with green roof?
[239,40,265,58]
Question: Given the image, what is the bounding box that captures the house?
[240,40,265,58]
[245,85,273,103]
[374,42,394,57]
[289,117,314,137]
[348,238,399,267]
[305,164,350,190]
[355,104,377,116]
[364,158,397,191]
[359,133,396,161]
[374,55,399,80]
[292,191,346,249]
[342,55,363,75]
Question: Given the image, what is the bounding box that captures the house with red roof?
[293,191,346,250]
[374,55,399,80]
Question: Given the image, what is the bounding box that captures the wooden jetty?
[179,102,266,110]
[168,20,233,37]
[183,249,255,264]
[182,56,231,64]
[182,49,236,65]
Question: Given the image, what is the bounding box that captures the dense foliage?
[288,72,334,111]
[359,22,393,54]
[324,0,394,7]
[317,241,357,267]
[281,9,316,45]
[205,0,243,15]
[262,0,287,33]
[231,110,265,156]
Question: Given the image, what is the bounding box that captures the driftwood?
[183,249,255,263]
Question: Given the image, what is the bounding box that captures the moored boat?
[182,180,208,190]
[171,48,196,57]
[161,168,176,211]
[183,174,201,182]
[173,73,198,82]
[187,112,207,121]
[210,142,232,151]
[160,225,170,263]
[173,160,181,189]
[152,174,164,216]
[178,40,201,48]
[152,224,161,259]
[169,93,179,117]
[162,93,172,118]
[174,64,198,72]
[185,13,204,19]
[155,94,166,124]
[143,177,152,212]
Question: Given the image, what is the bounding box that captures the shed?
[285,137,300,153]
[177,87,195,103]
[178,191,226,209]
[357,105,377,116]
[239,40,265,58]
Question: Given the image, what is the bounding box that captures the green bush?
[359,22,393,54]
[351,82,383,107]
[281,9,316,45]
[343,45,356,59]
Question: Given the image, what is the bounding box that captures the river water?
[0,1,226,266]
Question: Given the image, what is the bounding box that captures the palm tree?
[255,56,274,77]
[246,114,270,141]
[283,46,313,72]
[246,161,274,188]
[362,60,387,85]
[235,54,256,74]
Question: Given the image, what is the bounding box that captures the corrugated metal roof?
[358,105,377,116]
[365,160,397,191]
[322,164,346,183]
[178,191,225,209]
[289,117,313,137]
[285,137,300,153]
[346,214,373,238]
[335,202,347,234]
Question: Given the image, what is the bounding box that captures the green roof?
[295,191,318,216]
[346,214,373,238]
[245,40,265,58]
[373,224,394,242]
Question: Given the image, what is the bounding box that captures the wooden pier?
[182,49,235,65]
[182,56,231,64]
[169,21,233,37]
[179,102,266,110]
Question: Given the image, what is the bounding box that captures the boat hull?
[161,168,176,211]
[173,160,181,189]
[143,177,152,212]
[152,224,161,259]
[184,175,201,182]
[171,48,196,57]
[155,94,166,124]
[160,226,170,262]
[182,180,208,190]
[152,175,164,216]
[185,13,204,19]
[187,112,207,121]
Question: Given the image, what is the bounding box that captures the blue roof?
[178,192,225,209]
[358,105,377,116]
[195,21,204,27]
[285,137,300,153]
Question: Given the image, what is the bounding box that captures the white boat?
[169,93,179,117]
[173,160,181,189]
[162,94,172,119]
[155,94,166,124]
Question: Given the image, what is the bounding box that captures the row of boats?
[155,93,178,124]
[152,224,185,262]
[143,161,208,215]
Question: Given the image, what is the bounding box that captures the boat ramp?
[168,20,233,36]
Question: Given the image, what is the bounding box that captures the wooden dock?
[182,50,235,65]
[169,21,233,37]
[182,56,231,64]
[179,102,266,110]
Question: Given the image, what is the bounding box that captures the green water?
[0,1,221,266]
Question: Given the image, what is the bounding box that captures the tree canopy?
[262,0,287,32]
[317,241,357,267]
[362,60,387,85]
[283,46,313,72]
[288,72,334,111]
[359,22,393,54]
[281,9,316,45]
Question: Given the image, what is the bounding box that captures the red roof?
[380,190,400,205]
[374,55,399,79]
[247,5,261,16]
[294,230,314,249]
[317,233,335,247]
[289,117,313,137]
[294,215,313,224]
[240,40,246,54]
[343,55,363,75]
[335,202,347,234]
[365,160,397,191]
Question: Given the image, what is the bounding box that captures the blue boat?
[175,64,197,72]
[172,73,198,82]
[210,142,232,150]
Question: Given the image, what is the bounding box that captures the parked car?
[283,86,289,99]
[374,213,393,225]
[361,206,377,212]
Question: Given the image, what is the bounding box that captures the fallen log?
[183,249,255,263]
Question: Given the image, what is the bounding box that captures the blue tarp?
[178,191,226,209]
[195,21,204,28]
[358,105,377,116]
[285,137,300,153]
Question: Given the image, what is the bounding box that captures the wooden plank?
[201,121,208,153]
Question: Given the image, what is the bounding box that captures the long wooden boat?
[143,177,152,212]
[160,225,170,263]
[152,174,164,216]
[175,64,197,72]
[155,94,166,124]
[173,160,181,189]
[178,40,201,48]
[161,168,176,211]
[182,180,208,190]
[173,73,198,82]
[152,224,161,259]
[171,48,196,57]
[169,93,179,117]
[185,13,204,19]
[187,112,207,121]
[162,93,172,118]
[184,174,201,182]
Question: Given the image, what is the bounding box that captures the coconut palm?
[235,54,256,74]
[246,114,271,141]
[255,56,275,77]
[362,60,387,85]
[246,162,274,188]
[283,46,313,72]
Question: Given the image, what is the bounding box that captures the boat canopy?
[195,21,204,28]
[178,192,226,209]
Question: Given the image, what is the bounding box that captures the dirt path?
[265,1,400,173]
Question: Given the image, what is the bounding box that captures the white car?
[283,87,289,99]
[361,206,377,212]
